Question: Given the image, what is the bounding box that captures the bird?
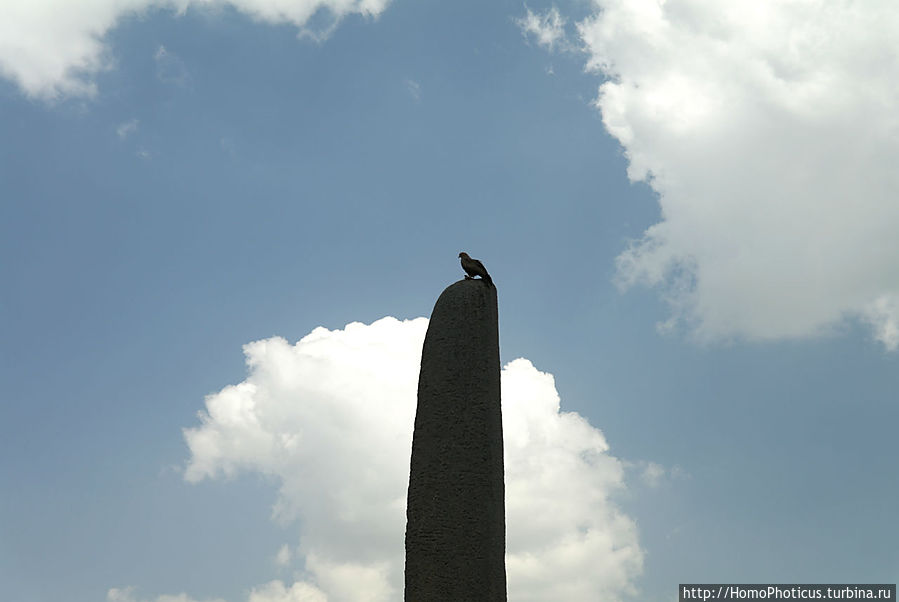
[458,252,493,285]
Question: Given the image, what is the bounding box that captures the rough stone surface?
[404,278,506,601]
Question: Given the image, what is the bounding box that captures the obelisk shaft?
[404,279,506,601]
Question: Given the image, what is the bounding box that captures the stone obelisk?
[404,278,506,601]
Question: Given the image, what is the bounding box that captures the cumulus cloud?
[183,316,642,601]
[502,358,642,601]
[0,0,391,99]
[574,0,899,347]
[517,6,568,52]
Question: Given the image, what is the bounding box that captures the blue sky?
[2,1,899,601]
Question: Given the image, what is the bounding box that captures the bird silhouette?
[458,252,493,285]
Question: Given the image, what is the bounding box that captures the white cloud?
[502,358,642,601]
[248,580,327,602]
[404,78,421,101]
[863,295,899,350]
[622,459,686,489]
[154,45,189,85]
[109,581,327,602]
[117,118,139,139]
[0,0,391,99]
[275,543,292,567]
[574,0,899,348]
[107,586,225,602]
[220,137,238,158]
[183,316,642,601]
[517,6,568,52]
[640,461,666,488]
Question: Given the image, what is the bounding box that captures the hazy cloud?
[517,6,568,52]
[404,78,421,102]
[0,0,392,99]
[109,581,327,602]
[247,580,327,602]
[107,587,225,602]
[220,137,238,158]
[624,460,684,489]
[640,461,666,488]
[574,0,899,348]
[116,118,139,139]
[275,544,291,568]
[154,45,189,85]
[183,316,643,601]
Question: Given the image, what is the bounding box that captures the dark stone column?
[404,279,506,601]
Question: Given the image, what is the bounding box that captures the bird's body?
[459,252,493,285]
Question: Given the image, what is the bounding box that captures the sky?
[2,0,898,601]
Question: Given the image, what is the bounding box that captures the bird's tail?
[483,273,493,286]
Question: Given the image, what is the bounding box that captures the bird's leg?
[464,275,473,279]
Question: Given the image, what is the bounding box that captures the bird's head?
[458,252,468,259]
